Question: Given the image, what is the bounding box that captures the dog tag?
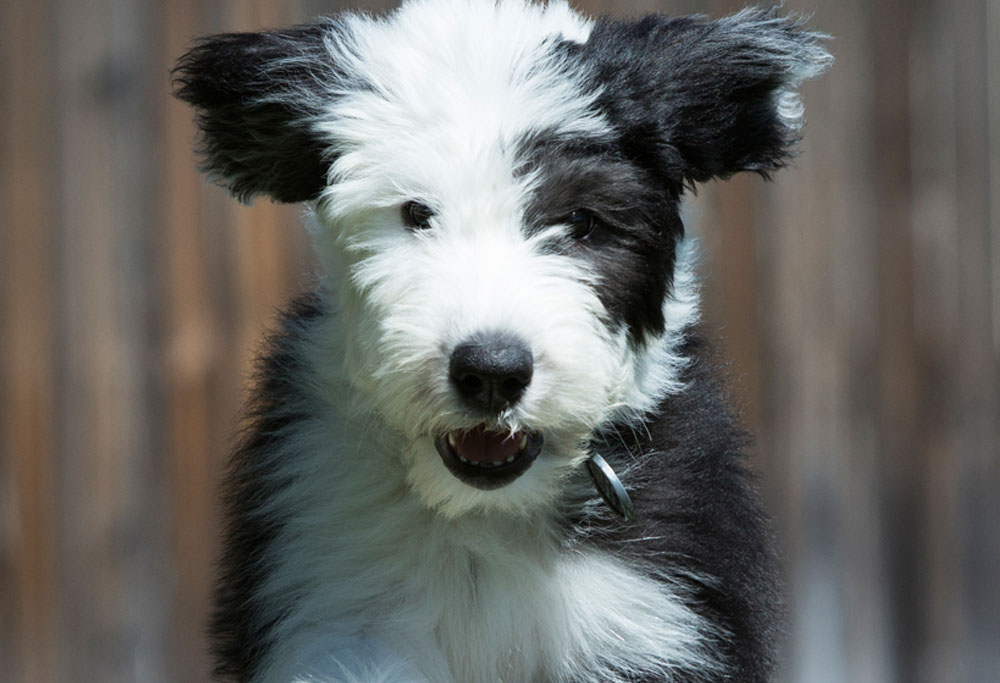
[586,452,633,522]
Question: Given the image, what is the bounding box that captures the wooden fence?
[1,0,997,681]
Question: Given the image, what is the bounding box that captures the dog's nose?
[449,334,533,413]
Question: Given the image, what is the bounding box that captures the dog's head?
[175,0,830,517]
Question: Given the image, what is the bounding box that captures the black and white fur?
[173,2,830,681]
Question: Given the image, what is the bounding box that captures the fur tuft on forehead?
[174,1,830,206]
[314,0,611,224]
[174,0,606,207]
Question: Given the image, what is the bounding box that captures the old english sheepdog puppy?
[174,1,830,681]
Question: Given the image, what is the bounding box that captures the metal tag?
[586,452,634,521]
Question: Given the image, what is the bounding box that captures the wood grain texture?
[1,0,58,681]
[0,1,996,681]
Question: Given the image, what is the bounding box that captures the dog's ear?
[583,8,831,186]
[173,21,343,203]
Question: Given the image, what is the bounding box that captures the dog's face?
[175,0,829,516]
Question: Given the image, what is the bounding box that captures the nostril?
[500,376,527,402]
[449,334,533,412]
[457,373,483,395]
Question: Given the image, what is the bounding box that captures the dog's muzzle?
[435,427,543,490]
[437,333,542,488]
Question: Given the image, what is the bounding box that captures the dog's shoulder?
[574,329,784,681]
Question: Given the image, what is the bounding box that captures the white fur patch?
[298,0,690,520]
[250,391,718,682]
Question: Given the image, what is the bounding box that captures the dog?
[174,1,830,681]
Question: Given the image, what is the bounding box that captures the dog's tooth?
[447,433,456,447]
[519,435,527,449]
[492,460,503,466]
[505,455,515,463]
[458,455,468,463]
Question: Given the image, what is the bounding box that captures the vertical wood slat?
[771,5,879,677]
[0,0,58,679]
[49,0,170,681]
[756,2,888,680]
[869,1,928,681]
[954,2,1000,682]
[908,2,959,681]
[977,2,1000,681]
[160,0,226,679]
[107,0,173,680]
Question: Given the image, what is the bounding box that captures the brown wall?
[1,1,997,681]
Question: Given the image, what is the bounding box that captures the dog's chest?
[268,453,710,681]
[424,548,569,681]
[388,539,706,683]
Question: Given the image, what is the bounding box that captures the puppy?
[174,1,830,681]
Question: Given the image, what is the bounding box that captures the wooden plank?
[953,1,1000,681]
[908,2,965,681]
[0,0,59,681]
[761,2,890,681]
[159,0,226,679]
[48,0,170,681]
[104,0,173,680]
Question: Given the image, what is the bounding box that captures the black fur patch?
[518,135,682,343]
[173,21,347,203]
[210,294,326,682]
[570,333,784,682]
[578,9,829,184]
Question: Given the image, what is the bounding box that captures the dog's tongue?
[453,427,521,464]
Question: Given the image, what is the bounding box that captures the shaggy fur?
[173,1,830,681]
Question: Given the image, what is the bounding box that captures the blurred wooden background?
[1,0,997,681]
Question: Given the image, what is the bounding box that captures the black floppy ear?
[173,21,342,203]
[583,8,831,185]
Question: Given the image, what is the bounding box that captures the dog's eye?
[565,209,600,240]
[402,201,435,231]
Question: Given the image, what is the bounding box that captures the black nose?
[449,334,533,413]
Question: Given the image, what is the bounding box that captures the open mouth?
[434,426,543,490]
